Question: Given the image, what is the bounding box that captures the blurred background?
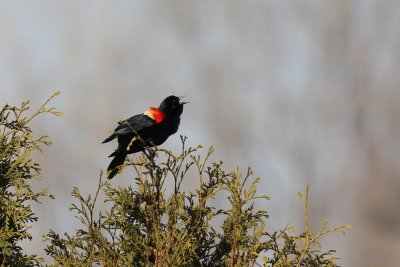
[1,1,399,266]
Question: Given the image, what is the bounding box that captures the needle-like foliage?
[0,92,62,266]
[45,136,350,267]
[1,94,351,266]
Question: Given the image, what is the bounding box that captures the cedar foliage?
[1,94,350,267]
[0,92,62,266]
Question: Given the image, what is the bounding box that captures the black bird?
[103,95,187,179]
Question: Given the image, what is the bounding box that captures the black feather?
[103,95,186,179]
[107,152,127,179]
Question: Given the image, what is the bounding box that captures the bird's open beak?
[179,96,189,104]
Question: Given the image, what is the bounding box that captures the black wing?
[115,114,156,134]
[102,114,156,143]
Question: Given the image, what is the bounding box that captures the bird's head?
[158,95,188,117]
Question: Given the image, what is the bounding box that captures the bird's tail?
[107,151,127,179]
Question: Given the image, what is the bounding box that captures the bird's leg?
[142,147,156,162]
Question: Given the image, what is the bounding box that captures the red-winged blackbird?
[103,95,187,179]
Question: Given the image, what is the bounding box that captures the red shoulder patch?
[144,107,166,123]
